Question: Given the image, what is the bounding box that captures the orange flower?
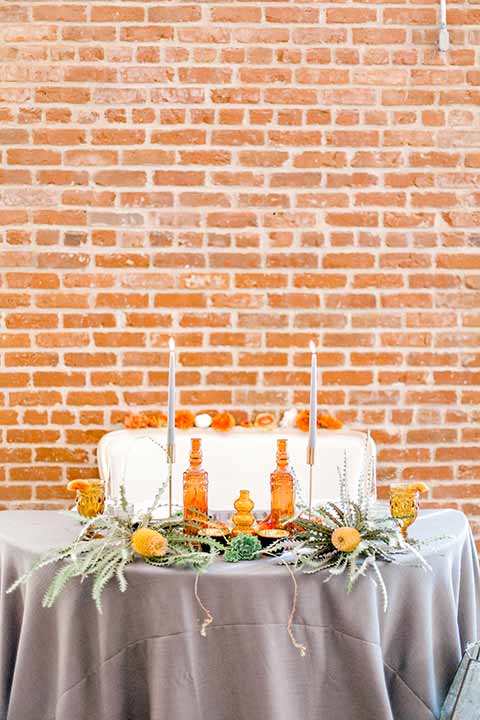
[239,419,253,428]
[124,412,150,430]
[295,409,310,433]
[131,528,168,557]
[254,412,277,431]
[148,413,167,428]
[175,409,195,430]
[211,411,236,432]
[318,414,343,430]
[67,480,92,493]
[331,526,361,553]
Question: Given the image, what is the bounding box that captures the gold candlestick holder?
[306,445,315,519]
[167,443,175,518]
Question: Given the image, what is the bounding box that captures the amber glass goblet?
[389,483,419,539]
[76,481,105,519]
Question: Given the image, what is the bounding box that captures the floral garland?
[123,408,343,432]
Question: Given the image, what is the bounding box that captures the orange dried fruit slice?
[67,480,92,493]
[407,482,429,494]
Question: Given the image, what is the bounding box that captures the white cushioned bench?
[98,427,376,515]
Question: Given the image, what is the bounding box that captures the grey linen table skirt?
[0,509,478,720]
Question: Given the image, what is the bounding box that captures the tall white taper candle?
[307,340,317,519]
[307,340,317,459]
[167,337,176,448]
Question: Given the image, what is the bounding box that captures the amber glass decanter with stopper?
[183,437,208,536]
[258,438,295,536]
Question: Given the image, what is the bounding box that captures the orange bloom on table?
[124,413,150,430]
[239,419,253,428]
[211,411,236,432]
[148,413,168,429]
[318,414,343,430]
[331,526,361,553]
[295,409,310,433]
[131,528,168,558]
[254,412,277,431]
[175,409,195,430]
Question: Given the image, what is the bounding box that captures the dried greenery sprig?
[8,507,219,612]
[289,445,437,613]
[7,443,219,617]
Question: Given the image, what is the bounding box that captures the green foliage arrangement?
[7,465,219,614]
[224,533,261,562]
[290,444,436,612]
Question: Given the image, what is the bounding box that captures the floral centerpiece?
[123,407,343,433]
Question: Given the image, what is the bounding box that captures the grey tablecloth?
[0,510,478,720]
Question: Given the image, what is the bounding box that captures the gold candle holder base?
[306,446,315,519]
[166,443,175,518]
[306,446,315,465]
[257,528,290,547]
[198,521,231,546]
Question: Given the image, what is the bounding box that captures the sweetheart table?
[0,509,478,720]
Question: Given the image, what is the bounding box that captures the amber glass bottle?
[183,437,208,535]
[259,439,296,531]
[232,489,256,536]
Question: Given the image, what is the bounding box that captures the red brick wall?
[0,2,479,538]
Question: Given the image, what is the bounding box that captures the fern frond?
[42,562,80,608]
[370,558,388,612]
[7,546,72,595]
[116,558,129,593]
[91,552,123,612]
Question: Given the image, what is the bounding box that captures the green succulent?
[224,533,261,562]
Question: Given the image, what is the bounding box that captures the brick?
[33,129,86,146]
[32,372,85,387]
[384,8,436,24]
[92,130,145,146]
[36,88,90,104]
[7,148,61,166]
[91,6,144,22]
[5,313,57,330]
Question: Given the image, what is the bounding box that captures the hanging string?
[194,572,214,638]
[282,560,307,657]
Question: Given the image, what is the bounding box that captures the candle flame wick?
[169,337,175,351]
[309,340,316,353]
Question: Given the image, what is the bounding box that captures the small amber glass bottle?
[259,439,296,531]
[232,489,256,536]
[183,437,208,535]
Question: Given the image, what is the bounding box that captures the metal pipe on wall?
[439,0,450,52]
